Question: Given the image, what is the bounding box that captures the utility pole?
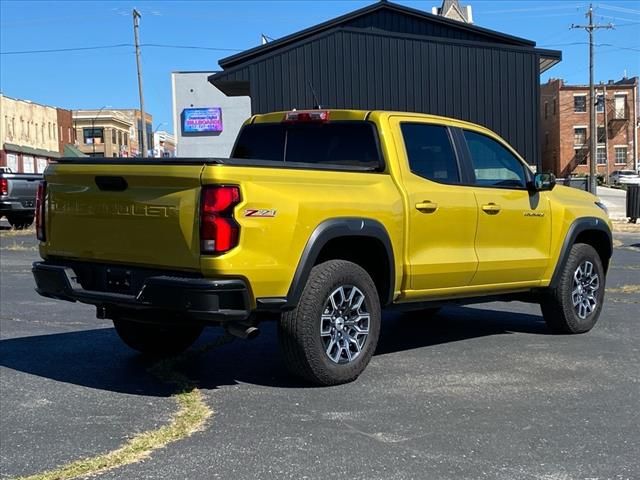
[571,4,613,194]
[133,8,148,157]
[602,83,609,182]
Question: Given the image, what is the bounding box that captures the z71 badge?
[244,209,277,217]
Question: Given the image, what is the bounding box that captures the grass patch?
[611,221,640,233]
[16,334,234,480]
[0,226,36,238]
[0,241,38,252]
[606,284,640,295]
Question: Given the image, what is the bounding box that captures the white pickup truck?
[0,168,42,229]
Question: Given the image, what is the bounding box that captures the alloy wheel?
[571,260,600,320]
[320,285,370,364]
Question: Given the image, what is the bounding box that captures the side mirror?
[529,172,556,192]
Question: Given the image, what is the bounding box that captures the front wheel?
[279,260,381,386]
[540,243,605,334]
[113,318,203,357]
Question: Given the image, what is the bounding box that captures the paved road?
[1,226,639,480]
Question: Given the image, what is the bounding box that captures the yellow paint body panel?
[40,110,612,309]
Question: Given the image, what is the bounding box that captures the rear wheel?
[113,318,203,357]
[279,260,381,385]
[7,214,34,230]
[541,243,605,334]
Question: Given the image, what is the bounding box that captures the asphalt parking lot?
[1,224,639,480]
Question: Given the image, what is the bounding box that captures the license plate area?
[106,268,133,294]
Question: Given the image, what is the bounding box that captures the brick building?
[540,77,638,179]
[56,108,76,155]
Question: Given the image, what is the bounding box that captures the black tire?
[7,214,34,230]
[541,243,605,334]
[279,260,381,386]
[113,318,203,357]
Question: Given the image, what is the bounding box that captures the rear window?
[232,122,382,170]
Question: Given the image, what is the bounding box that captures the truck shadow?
[0,305,548,394]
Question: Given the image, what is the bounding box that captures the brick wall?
[540,77,637,179]
[56,108,74,154]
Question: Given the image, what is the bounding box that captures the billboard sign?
[181,107,223,134]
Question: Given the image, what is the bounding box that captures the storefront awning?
[63,144,88,157]
[3,143,61,158]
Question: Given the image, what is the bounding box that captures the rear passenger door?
[460,129,551,286]
[391,118,478,292]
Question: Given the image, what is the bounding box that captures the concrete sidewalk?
[597,186,627,220]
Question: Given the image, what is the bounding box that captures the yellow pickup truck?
[32,110,612,385]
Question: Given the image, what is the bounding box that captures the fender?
[549,216,612,289]
[256,218,395,311]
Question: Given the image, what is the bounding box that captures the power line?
[0,43,244,55]
[481,4,586,14]
[596,3,640,15]
[143,43,242,52]
[0,44,133,55]
[540,42,640,52]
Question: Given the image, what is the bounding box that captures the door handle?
[415,201,438,213]
[481,203,501,214]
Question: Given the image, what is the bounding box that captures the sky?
[1,0,639,135]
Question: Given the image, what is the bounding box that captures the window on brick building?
[597,126,606,144]
[574,95,587,113]
[574,127,587,146]
[596,94,604,113]
[615,146,628,165]
[614,94,627,119]
[596,147,606,165]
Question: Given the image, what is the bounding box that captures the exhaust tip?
[245,326,260,340]
[226,323,260,340]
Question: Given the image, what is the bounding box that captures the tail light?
[0,178,8,196]
[35,181,46,241]
[200,185,240,254]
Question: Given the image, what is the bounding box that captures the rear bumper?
[0,200,35,214]
[32,261,251,323]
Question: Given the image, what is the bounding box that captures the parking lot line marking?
[14,334,234,480]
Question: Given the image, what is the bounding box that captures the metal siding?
[343,10,514,45]
[241,29,540,163]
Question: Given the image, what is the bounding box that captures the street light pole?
[133,9,148,157]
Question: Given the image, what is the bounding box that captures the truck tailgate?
[42,163,204,271]
[5,173,41,199]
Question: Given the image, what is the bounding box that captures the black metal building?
[210,1,561,166]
